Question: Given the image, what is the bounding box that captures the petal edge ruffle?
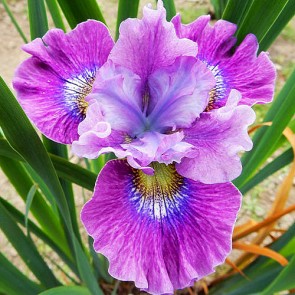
[82,159,241,294]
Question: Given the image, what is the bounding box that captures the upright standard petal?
[89,62,146,136]
[172,15,276,107]
[109,1,197,83]
[82,160,241,294]
[13,20,114,143]
[177,90,255,184]
[147,56,215,131]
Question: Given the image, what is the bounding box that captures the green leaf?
[210,223,295,294]
[28,0,83,251]
[222,0,253,24]
[28,0,49,38]
[261,254,295,294]
[235,0,294,52]
[42,142,83,249]
[88,237,113,283]
[0,155,68,254]
[25,183,38,235]
[0,78,102,294]
[222,0,295,51]
[0,77,69,232]
[0,138,96,191]
[45,0,66,30]
[0,197,79,276]
[0,252,42,295]
[116,0,140,40]
[240,147,293,194]
[1,0,28,43]
[259,0,295,51]
[235,69,295,188]
[211,0,229,19]
[57,0,106,28]
[161,0,176,21]
[50,154,96,190]
[0,202,60,288]
[39,286,91,295]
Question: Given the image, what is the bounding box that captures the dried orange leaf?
[233,242,288,267]
[233,204,295,240]
[225,258,249,279]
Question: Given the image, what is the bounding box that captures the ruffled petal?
[122,131,193,172]
[89,62,146,136]
[172,16,276,107]
[13,20,114,143]
[222,34,276,106]
[147,56,215,131]
[176,90,255,184]
[71,103,127,159]
[109,0,197,83]
[82,160,241,294]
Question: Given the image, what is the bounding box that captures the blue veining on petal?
[63,67,97,119]
[204,63,230,110]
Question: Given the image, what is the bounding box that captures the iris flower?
[13,1,275,294]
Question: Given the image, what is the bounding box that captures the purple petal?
[109,1,197,83]
[71,103,127,159]
[176,90,255,184]
[147,56,215,131]
[81,160,241,294]
[172,16,276,107]
[13,20,114,144]
[89,62,146,136]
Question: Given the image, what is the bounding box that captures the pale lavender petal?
[147,56,215,131]
[109,1,197,83]
[172,16,276,107]
[89,62,146,136]
[71,103,126,159]
[13,20,114,143]
[177,90,255,184]
[122,131,193,172]
[82,160,241,294]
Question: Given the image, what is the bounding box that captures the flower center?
[205,64,228,111]
[130,163,188,220]
[64,72,95,119]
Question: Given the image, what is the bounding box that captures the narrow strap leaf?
[0,197,79,276]
[0,155,69,255]
[0,252,43,295]
[25,183,38,235]
[45,0,66,30]
[28,0,49,38]
[236,69,295,188]
[1,0,28,43]
[0,202,61,288]
[0,138,96,191]
[57,0,106,28]
[260,254,295,294]
[116,0,140,40]
[39,286,91,295]
[240,147,293,194]
[161,0,176,21]
[0,78,102,294]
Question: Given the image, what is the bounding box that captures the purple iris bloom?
[13,1,276,294]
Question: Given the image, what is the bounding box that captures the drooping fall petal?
[82,160,241,294]
[13,20,114,143]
